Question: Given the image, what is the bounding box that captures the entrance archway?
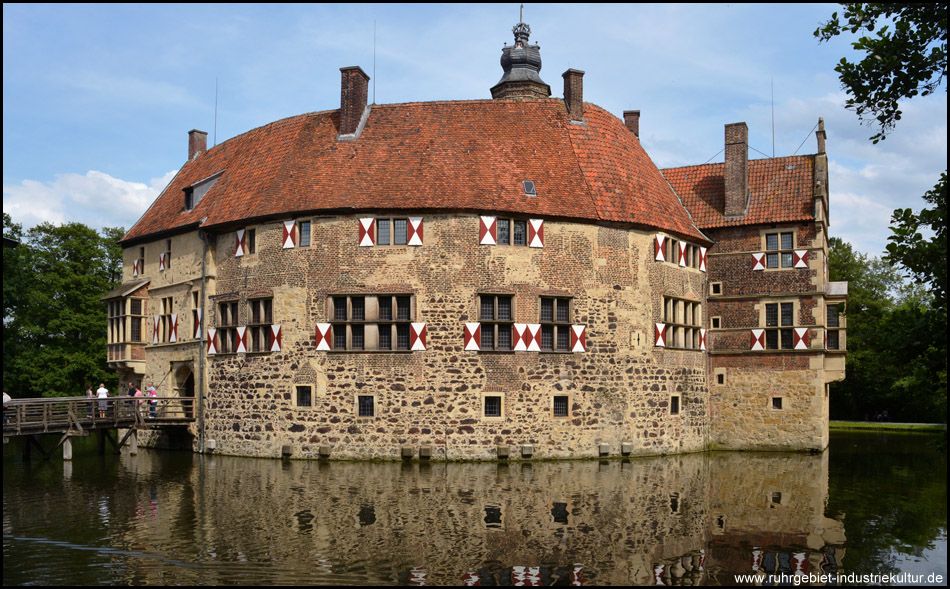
[174,365,195,419]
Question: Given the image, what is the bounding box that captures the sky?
[3,3,946,258]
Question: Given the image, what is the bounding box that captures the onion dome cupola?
[490,11,551,100]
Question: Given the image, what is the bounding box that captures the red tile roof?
[662,156,816,229]
[122,100,708,244]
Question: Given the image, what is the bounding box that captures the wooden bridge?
[3,396,195,460]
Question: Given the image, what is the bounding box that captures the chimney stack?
[339,66,370,136]
[724,122,749,217]
[623,110,640,138]
[562,69,584,123]
[188,129,208,161]
[816,117,826,154]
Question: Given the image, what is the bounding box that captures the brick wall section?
[197,215,709,459]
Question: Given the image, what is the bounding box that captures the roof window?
[184,172,223,212]
[522,181,537,197]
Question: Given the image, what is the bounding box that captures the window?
[522,180,537,197]
[331,294,415,351]
[159,296,174,343]
[479,294,513,350]
[217,300,239,353]
[296,385,312,407]
[137,247,145,274]
[184,187,195,211]
[248,298,273,352]
[765,302,794,350]
[495,218,528,246]
[710,282,722,295]
[772,397,783,410]
[765,231,795,269]
[484,395,502,417]
[540,297,572,351]
[299,221,311,247]
[827,304,841,350]
[191,291,200,340]
[670,395,680,415]
[358,395,375,417]
[553,395,569,417]
[711,317,721,329]
[662,296,703,349]
[717,373,725,385]
[165,239,172,269]
[375,217,408,246]
[247,228,256,254]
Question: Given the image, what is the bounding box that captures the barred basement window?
[217,300,239,353]
[765,302,794,349]
[772,397,783,410]
[484,395,503,417]
[331,294,415,351]
[479,294,513,350]
[358,395,375,417]
[662,296,703,349]
[296,385,312,407]
[248,298,273,352]
[553,395,569,418]
[765,231,795,269]
[540,297,572,351]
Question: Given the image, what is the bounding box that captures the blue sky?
[3,3,946,258]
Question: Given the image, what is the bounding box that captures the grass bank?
[830,421,946,432]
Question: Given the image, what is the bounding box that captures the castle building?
[103,19,846,459]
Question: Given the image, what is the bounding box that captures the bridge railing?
[3,396,195,436]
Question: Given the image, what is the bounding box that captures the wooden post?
[63,435,73,461]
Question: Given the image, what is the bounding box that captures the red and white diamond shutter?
[751,329,766,350]
[132,259,140,277]
[410,322,427,350]
[655,235,666,262]
[794,327,810,350]
[479,216,496,245]
[169,314,178,343]
[235,229,245,257]
[283,220,296,249]
[153,317,160,344]
[571,325,586,352]
[270,325,282,352]
[752,253,766,271]
[236,326,247,353]
[408,217,424,246]
[679,242,688,267]
[315,323,332,351]
[206,328,217,355]
[700,328,706,350]
[700,247,707,272]
[513,324,528,351]
[525,324,541,351]
[528,219,544,248]
[194,309,202,339]
[794,250,808,268]
[159,252,166,272]
[655,323,667,347]
[359,218,375,247]
[464,323,481,350]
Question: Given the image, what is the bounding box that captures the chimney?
[724,122,749,217]
[339,66,370,136]
[816,116,826,154]
[188,129,208,161]
[623,110,640,138]
[562,69,584,123]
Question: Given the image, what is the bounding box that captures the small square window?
[484,396,502,417]
[710,282,722,295]
[772,397,783,410]
[711,317,721,329]
[358,395,375,417]
[717,373,725,385]
[296,386,312,407]
[553,395,569,417]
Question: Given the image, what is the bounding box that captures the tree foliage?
[2,213,124,398]
[815,3,947,143]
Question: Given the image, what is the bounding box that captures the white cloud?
[3,169,177,232]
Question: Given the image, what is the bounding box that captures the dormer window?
[183,172,222,212]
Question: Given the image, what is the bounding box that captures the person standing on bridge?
[147,383,158,419]
[96,383,109,418]
[86,385,94,418]
[3,391,10,424]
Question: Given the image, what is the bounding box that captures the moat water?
[3,431,946,586]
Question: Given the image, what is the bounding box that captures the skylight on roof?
[522,181,537,197]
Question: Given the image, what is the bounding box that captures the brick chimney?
[724,122,749,217]
[623,110,640,137]
[562,69,584,123]
[188,129,208,161]
[339,66,370,136]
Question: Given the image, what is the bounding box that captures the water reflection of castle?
[99,450,846,585]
